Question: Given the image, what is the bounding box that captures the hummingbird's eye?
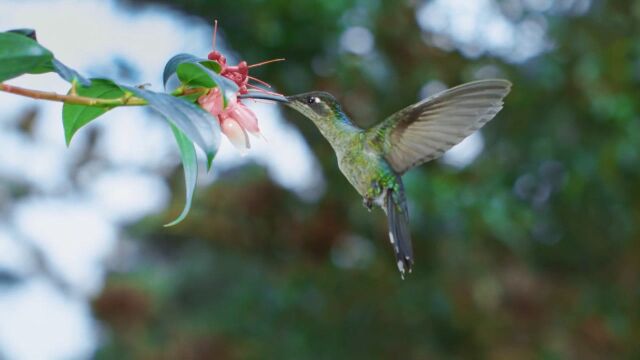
[302,94,330,116]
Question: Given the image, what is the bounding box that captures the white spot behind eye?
[313,97,320,103]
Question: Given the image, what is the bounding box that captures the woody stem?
[0,83,207,108]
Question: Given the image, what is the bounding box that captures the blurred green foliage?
[94,0,640,358]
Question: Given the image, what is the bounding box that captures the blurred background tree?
[3,0,638,359]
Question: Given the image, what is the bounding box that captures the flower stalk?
[0,83,206,108]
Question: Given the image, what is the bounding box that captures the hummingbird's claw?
[363,197,373,212]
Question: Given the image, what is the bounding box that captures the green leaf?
[162,53,226,89]
[179,92,205,103]
[62,79,125,146]
[27,61,54,75]
[177,62,218,88]
[7,28,37,41]
[4,29,90,86]
[165,124,198,227]
[177,62,238,93]
[163,53,201,88]
[28,59,90,86]
[200,60,222,74]
[51,59,91,87]
[0,32,53,82]
[122,86,221,168]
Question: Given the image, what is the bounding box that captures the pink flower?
[196,20,284,154]
[198,88,261,154]
[197,87,223,116]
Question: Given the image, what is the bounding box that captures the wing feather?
[368,79,511,174]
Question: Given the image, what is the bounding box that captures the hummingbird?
[241,79,511,277]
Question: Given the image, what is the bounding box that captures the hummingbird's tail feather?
[385,187,414,278]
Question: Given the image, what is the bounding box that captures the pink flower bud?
[229,102,260,135]
[220,117,250,154]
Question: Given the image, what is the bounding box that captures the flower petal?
[230,103,260,135]
[197,88,224,116]
[221,117,250,154]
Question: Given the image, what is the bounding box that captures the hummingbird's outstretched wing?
[367,79,511,174]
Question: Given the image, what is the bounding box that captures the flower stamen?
[247,76,272,88]
[212,19,218,51]
[248,58,286,68]
[246,86,284,98]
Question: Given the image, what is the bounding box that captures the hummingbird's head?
[238,91,342,123]
[282,91,340,120]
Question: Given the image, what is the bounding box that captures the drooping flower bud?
[229,103,260,136]
[220,117,250,154]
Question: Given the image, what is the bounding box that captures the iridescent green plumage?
[243,79,512,277]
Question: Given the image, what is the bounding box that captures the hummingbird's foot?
[363,181,383,212]
[362,197,374,212]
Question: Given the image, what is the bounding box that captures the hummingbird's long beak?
[238,93,289,103]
